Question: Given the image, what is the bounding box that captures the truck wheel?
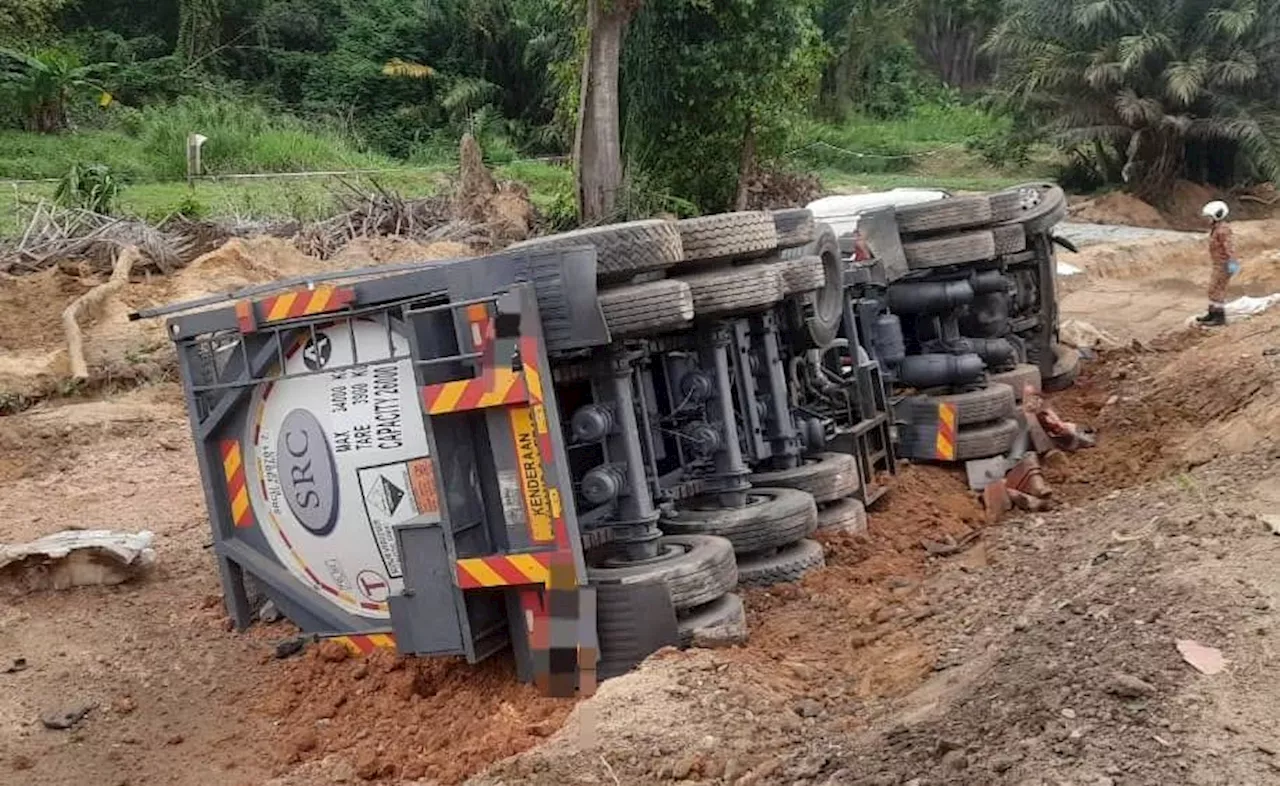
[677,264,783,318]
[898,417,1021,462]
[993,183,1068,233]
[895,196,993,236]
[773,255,826,295]
[678,212,778,264]
[816,497,867,535]
[595,580,681,680]
[587,534,738,612]
[508,219,683,282]
[662,487,818,554]
[1043,345,1081,392]
[897,383,1016,427]
[989,364,1042,401]
[598,279,694,338]
[993,223,1028,255]
[749,452,860,504]
[805,223,844,349]
[771,208,816,249]
[678,593,748,648]
[903,230,997,269]
[736,539,825,588]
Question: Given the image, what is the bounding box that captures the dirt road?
[2,225,1278,785]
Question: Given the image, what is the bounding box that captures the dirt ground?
[2,222,1280,786]
[1059,217,1280,344]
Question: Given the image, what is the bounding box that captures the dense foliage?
[0,0,1277,214]
[989,0,1280,199]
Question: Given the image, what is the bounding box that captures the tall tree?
[624,0,824,211]
[176,0,222,64]
[913,0,1001,89]
[990,0,1280,199]
[574,0,641,221]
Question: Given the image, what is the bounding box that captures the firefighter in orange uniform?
[1196,200,1238,326]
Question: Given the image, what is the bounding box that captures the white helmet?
[1202,200,1229,221]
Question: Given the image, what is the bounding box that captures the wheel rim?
[595,542,686,570]
[681,491,775,514]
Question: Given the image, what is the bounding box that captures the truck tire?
[774,255,826,295]
[595,580,681,680]
[816,497,867,535]
[678,212,778,263]
[898,416,1021,462]
[678,264,783,318]
[508,219,683,282]
[736,539,825,587]
[805,224,844,349]
[994,183,1068,233]
[587,534,738,612]
[662,487,818,554]
[678,593,748,648]
[903,230,997,269]
[989,189,1025,223]
[1044,345,1081,392]
[954,418,1022,460]
[598,279,694,338]
[748,452,860,505]
[897,383,1016,427]
[895,196,993,236]
[989,364,1042,401]
[993,223,1028,255]
[771,208,816,249]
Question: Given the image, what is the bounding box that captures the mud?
[262,651,572,784]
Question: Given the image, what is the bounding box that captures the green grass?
[792,103,1057,194]
[0,129,157,180]
[0,97,393,182]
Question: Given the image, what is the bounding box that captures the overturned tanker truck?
[143,181,1071,693]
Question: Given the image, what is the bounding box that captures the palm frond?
[1206,4,1258,40]
[1163,58,1207,106]
[442,76,502,115]
[1113,88,1164,125]
[1073,0,1140,32]
[1118,32,1172,74]
[1209,52,1259,87]
[381,58,436,80]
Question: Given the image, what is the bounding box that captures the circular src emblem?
[277,408,340,536]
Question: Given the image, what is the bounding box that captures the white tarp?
[0,530,155,594]
[1184,292,1280,326]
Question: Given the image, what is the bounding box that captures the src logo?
[277,409,340,536]
[301,333,333,371]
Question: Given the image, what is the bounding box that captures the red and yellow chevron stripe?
[236,285,356,333]
[220,440,255,529]
[455,553,553,589]
[325,632,397,656]
[422,367,529,414]
[935,402,957,461]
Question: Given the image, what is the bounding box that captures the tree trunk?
[574,0,635,223]
[733,119,756,211]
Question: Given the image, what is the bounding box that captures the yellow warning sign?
[509,406,554,542]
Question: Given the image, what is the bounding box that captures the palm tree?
[988,0,1280,201]
[0,48,114,134]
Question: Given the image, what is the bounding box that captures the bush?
[54,162,122,213]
